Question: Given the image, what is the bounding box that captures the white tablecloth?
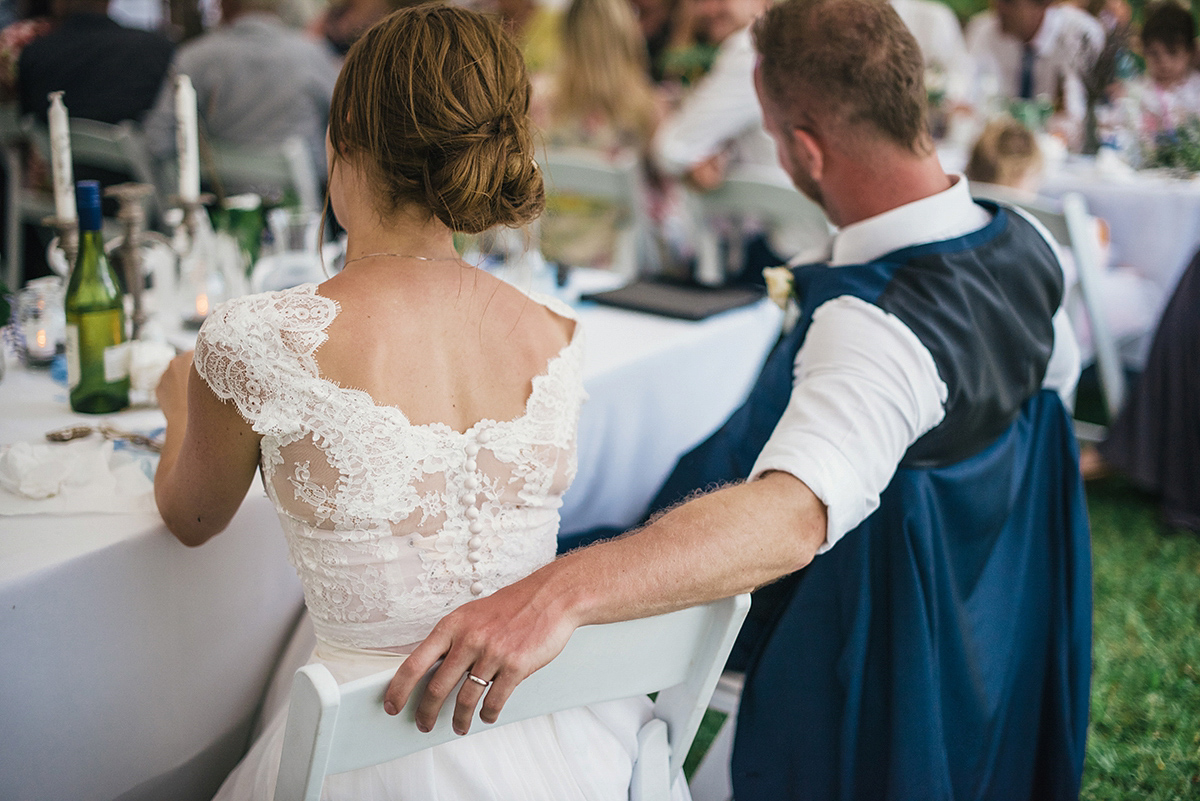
[1039,159,1200,314]
[0,286,782,800]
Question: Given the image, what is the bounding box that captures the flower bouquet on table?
[1141,116,1200,176]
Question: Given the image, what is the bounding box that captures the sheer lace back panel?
[194,284,585,651]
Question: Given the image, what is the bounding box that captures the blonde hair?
[551,0,659,146]
[964,119,1044,189]
[328,4,544,233]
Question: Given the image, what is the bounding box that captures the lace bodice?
[194,284,585,651]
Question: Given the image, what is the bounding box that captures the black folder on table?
[580,279,765,321]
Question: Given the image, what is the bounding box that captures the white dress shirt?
[892,0,972,102]
[749,176,1081,552]
[966,6,1105,122]
[653,26,787,181]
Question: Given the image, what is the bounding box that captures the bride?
[153,6,684,799]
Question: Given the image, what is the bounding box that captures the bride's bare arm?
[154,352,262,546]
[384,470,827,735]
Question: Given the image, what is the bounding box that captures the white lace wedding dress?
[195,284,686,800]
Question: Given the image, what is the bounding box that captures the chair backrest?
[971,183,1126,432]
[537,147,647,277]
[274,594,751,801]
[206,136,321,213]
[689,167,832,285]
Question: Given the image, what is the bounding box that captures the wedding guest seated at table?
[965,0,1105,134]
[495,0,562,75]
[652,0,775,191]
[16,0,173,124]
[1125,1,1200,136]
[1080,246,1200,531]
[141,0,340,193]
[152,6,687,799]
[531,0,663,269]
[965,116,1161,368]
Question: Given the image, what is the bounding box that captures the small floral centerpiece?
[1142,117,1200,175]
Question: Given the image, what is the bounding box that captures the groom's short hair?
[753,0,931,154]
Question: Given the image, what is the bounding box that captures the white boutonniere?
[762,266,794,310]
[763,265,800,334]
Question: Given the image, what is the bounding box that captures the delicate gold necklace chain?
[342,251,462,268]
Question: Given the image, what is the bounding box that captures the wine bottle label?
[65,324,80,389]
[103,342,131,383]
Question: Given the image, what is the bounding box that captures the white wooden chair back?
[274,594,750,801]
[689,167,832,285]
[205,136,320,213]
[971,184,1127,438]
[537,147,647,278]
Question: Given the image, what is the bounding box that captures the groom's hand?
[383,571,581,736]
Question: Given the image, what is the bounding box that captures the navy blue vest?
[653,203,1092,800]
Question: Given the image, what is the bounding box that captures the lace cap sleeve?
[193,286,337,436]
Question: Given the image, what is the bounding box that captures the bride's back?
[315,4,561,434]
[316,263,573,434]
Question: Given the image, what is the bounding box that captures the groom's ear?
[792,127,824,184]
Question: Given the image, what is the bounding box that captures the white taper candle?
[47,92,76,222]
[175,75,201,204]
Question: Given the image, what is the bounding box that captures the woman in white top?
[153,6,681,799]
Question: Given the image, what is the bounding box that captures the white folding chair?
[689,166,833,285]
[537,147,648,278]
[273,594,750,801]
[205,136,321,213]
[3,114,144,288]
[971,184,1126,441]
[686,669,743,801]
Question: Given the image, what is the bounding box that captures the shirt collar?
[829,174,992,266]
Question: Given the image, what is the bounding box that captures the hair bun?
[423,111,545,234]
[328,6,545,234]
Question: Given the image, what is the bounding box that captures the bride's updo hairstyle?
[328,3,544,233]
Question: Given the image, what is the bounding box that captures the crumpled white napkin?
[0,437,157,516]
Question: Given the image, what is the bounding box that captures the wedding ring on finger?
[466,672,491,687]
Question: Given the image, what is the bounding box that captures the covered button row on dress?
[464,431,490,596]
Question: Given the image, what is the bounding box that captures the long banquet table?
[0,287,782,801]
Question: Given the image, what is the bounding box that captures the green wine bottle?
[65,180,129,414]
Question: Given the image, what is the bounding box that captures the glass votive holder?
[17,277,66,366]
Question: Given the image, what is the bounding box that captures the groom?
[387,0,1093,797]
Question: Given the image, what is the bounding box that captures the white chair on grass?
[971,185,1126,441]
[537,147,648,279]
[686,669,743,801]
[689,166,832,286]
[273,594,751,801]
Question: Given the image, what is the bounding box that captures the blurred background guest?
[1081,246,1200,531]
[1126,0,1200,137]
[966,0,1105,130]
[17,0,173,123]
[306,0,430,56]
[651,0,775,191]
[532,0,662,269]
[0,0,53,102]
[142,0,340,187]
[495,0,561,75]
[306,0,392,55]
[891,0,971,97]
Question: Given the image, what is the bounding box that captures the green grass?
[1082,478,1200,800]
[683,480,1200,797]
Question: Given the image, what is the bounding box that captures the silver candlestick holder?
[105,183,156,340]
[42,215,79,273]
